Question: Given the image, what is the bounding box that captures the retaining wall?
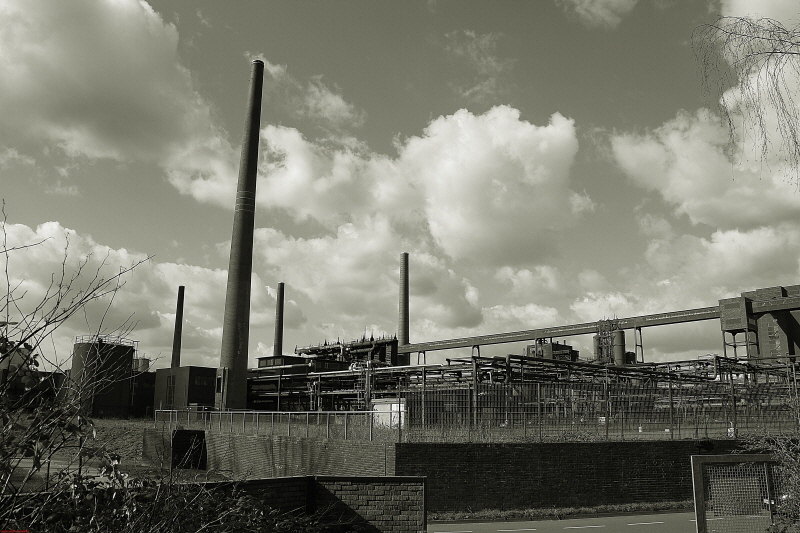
[144,429,742,513]
[204,433,395,477]
[394,440,741,511]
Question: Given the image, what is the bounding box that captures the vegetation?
[428,500,693,522]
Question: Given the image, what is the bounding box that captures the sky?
[2,0,800,372]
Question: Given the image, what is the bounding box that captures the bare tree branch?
[693,16,800,185]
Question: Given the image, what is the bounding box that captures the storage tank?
[612,329,626,366]
[132,357,151,373]
[70,336,136,417]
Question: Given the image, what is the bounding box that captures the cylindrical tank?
[612,330,626,366]
[70,338,135,417]
[132,358,151,373]
[593,335,601,362]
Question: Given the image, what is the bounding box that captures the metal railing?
[155,409,404,443]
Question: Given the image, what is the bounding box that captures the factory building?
[525,341,579,362]
[153,366,216,411]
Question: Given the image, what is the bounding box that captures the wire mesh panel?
[692,454,779,533]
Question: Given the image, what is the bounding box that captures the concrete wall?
[394,440,741,512]
[204,434,395,477]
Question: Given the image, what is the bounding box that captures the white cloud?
[259,60,366,131]
[403,107,582,264]
[0,0,238,204]
[443,30,515,102]
[0,147,35,167]
[612,110,800,229]
[495,266,563,297]
[556,0,638,29]
[718,0,800,24]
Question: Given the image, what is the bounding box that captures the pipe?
[170,285,185,368]
[399,252,409,346]
[273,282,284,357]
[217,60,264,410]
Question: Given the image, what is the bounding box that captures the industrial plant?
[4,60,797,443]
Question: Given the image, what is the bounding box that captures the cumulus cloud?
[221,105,586,265]
[403,107,582,264]
[556,0,638,29]
[255,218,482,337]
[0,0,238,204]
[612,110,800,229]
[495,266,563,298]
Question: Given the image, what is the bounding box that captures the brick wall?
[394,440,741,512]
[205,434,396,478]
[201,476,426,533]
[314,477,426,533]
[223,476,312,513]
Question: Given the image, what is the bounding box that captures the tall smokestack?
[217,60,264,410]
[273,282,284,357]
[171,285,185,368]
[399,252,409,346]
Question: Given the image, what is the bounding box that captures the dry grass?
[429,500,694,522]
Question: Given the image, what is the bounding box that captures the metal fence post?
[326,412,330,439]
[344,412,348,440]
[667,377,674,439]
[288,412,291,437]
[306,412,309,438]
[255,412,259,435]
[537,382,543,441]
[369,410,373,442]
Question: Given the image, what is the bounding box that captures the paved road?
[428,512,697,533]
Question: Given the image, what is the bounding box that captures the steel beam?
[398,306,720,354]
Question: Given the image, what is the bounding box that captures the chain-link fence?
[398,380,798,442]
[155,410,404,443]
[156,377,798,443]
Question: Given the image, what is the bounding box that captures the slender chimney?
[273,282,284,357]
[217,60,264,410]
[399,252,409,346]
[171,285,185,368]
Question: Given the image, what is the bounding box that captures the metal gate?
[691,454,780,533]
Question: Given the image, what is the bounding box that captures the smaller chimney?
[399,252,409,346]
[273,282,285,356]
[171,285,185,368]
